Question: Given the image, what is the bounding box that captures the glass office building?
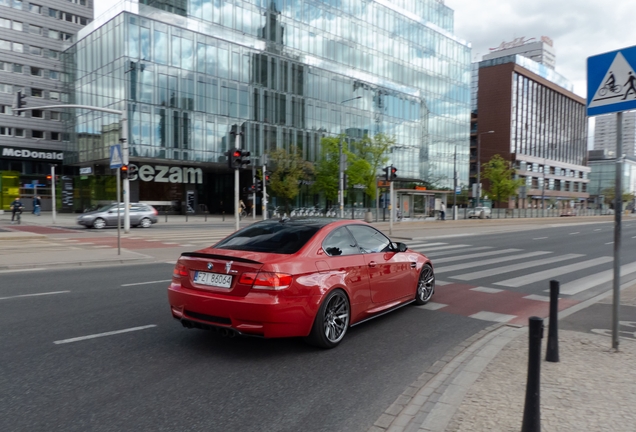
[63,0,471,211]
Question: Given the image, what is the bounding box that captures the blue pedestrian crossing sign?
[110,144,123,169]
[587,45,636,116]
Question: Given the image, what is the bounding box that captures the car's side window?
[322,227,360,256]
[346,225,391,253]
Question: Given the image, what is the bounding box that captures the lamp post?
[339,96,362,218]
[476,130,495,207]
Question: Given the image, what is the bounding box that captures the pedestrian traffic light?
[12,90,26,113]
[237,149,251,168]
[121,165,129,179]
[383,166,390,182]
[390,166,398,181]
[226,148,251,169]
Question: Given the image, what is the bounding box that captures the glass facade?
[64,0,470,206]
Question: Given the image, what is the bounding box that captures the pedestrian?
[10,197,23,223]
[440,202,446,220]
[33,195,41,216]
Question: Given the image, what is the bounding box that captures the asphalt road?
[0,264,487,432]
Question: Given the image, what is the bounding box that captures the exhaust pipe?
[219,328,236,338]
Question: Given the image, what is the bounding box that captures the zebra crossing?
[123,229,233,247]
[404,239,631,324]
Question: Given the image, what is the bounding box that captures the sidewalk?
[371,284,636,432]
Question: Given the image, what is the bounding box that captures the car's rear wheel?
[415,264,435,305]
[92,218,106,229]
[139,217,152,228]
[305,289,350,349]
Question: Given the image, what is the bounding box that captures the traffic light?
[12,90,26,114]
[264,171,271,186]
[46,174,52,185]
[120,165,129,179]
[383,166,390,182]
[390,166,398,181]
[226,148,251,169]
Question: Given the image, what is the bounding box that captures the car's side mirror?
[392,242,408,252]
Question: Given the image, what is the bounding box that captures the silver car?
[77,203,158,229]
[467,206,492,219]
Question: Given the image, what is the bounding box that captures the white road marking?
[495,256,614,288]
[523,294,551,302]
[469,311,516,323]
[435,251,551,273]
[53,325,157,344]
[0,268,46,274]
[452,254,582,281]
[569,232,580,235]
[416,302,447,310]
[425,246,493,257]
[180,244,195,247]
[416,244,469,252]
[121,280,171,287]
[165,261,177,264]
[470,287,503,293]
[533,237,548,240]
[432,249,522,264]
[0,290,70,300]
[559,260,636,295]
[606,242,614,245]
[595,229,602,231]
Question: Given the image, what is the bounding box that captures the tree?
[600,186,635,206]
[268,146,313,214]
[312,136,341,204]
[349,133,394,201]
[481,154,524,207]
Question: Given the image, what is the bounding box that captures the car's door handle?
[411,262,417,269]
[368,261,377,268]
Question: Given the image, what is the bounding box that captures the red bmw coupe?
[168,218,435,348]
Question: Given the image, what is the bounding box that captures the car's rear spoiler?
[179,252,261,264]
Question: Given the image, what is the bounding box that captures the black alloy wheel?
[305,289,350,349]
[415,264,435,305]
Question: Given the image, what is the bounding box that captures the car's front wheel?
[92,218,106,229]
[415,264,435,305]
[305,289,350,349]
[139,217,152,228]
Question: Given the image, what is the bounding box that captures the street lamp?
[339,96,362,218]
[476,130,494,207]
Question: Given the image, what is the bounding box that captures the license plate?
[193,271,233,289]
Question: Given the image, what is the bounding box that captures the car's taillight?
[239,271,292,290]
[152,207,158,215]
[172,262,188,280]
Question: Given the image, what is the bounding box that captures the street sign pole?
[121,109,130,234]
[612,112,623,350]
[389,180,394,236]
[116,167,121,255]
[235,133,240,232]
[50,165,56,224]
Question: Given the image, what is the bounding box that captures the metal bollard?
[546,280,560,362]
[522,316,544,432]
[165,210,168,223]
[222,210,225,221]
[205,211,208,222]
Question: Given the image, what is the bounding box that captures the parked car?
[77,203,158,229]
[467,206,492,219]
[168,218,435,349]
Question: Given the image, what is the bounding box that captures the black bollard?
[522,316,544,432]
[546,280,560,362]
[222,210,225,221]
[165,210,168,223]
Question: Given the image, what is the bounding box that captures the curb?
[369,323,524,432]
[0,255,156,271]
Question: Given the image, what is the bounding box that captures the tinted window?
[215,223,319,254]
[346,225,391,253]
[322,227,360,256]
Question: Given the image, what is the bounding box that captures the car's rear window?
[214,223,320,254]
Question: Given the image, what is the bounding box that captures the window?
[346,225,392,253]
[49,70,59,80]
[61,32,72,41]
[0,105,13,115]
[12,21,23,31]
[13,43,23,53]
[322,227,360,256]
[0,83,11,93]
[50,111,61,120]
[79,17,87,25]
[32,109,44,118]
[49,91,59,100]
[48,49,59,59]
[0,40,10,51]
[32,130,44,139]
[215,221,320,254]
[51,131,60,140]
[29,3,40,13]
[0,127,11,136]
[28,25,41,35]
[48,30,59,40]
[14,128,24,137]
[0,18,10,29]
[12,0,22,10]
[30,46,42,56]
[49,8,58,18]
[30,67,42,77]
[0,62,9,72]
[31,88,43,97]
[13,64,22,73]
